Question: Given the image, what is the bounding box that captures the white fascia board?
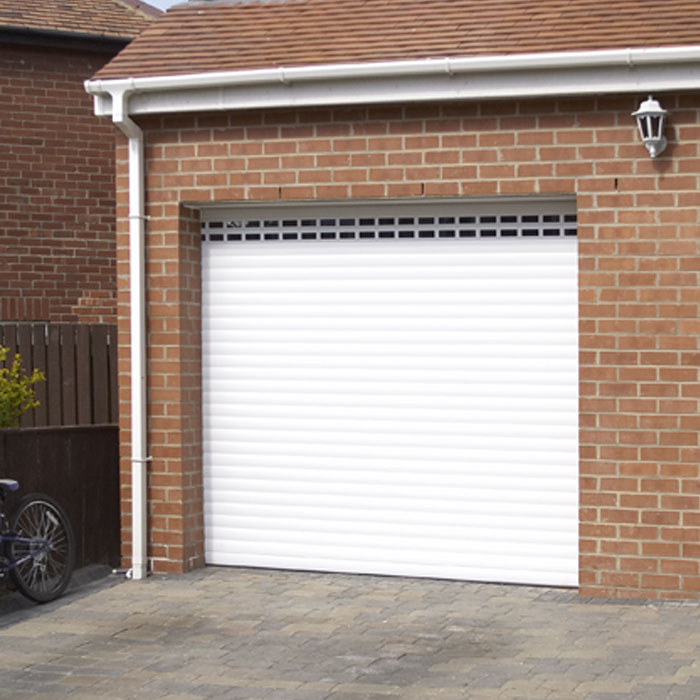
[85,46,700,116]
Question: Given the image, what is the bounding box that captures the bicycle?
[0,479,75,603]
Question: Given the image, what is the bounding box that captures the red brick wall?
[116,95,700,597]
[0,43,118,324]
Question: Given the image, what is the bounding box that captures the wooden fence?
[0,323,117,427]
[0,425,120,568]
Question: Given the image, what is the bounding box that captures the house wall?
[117,95,700,598]
[0,43,118,324]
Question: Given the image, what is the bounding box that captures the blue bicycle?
[0,479,75,603]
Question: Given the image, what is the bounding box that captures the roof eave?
[2,26,133,52]
[85,45,700,117]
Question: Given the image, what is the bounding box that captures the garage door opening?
[201,199,579,587]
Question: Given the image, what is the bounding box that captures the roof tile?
[0,0,158,40]
[94,0,700,79]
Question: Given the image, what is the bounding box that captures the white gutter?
[109,87,150,582]
[87,45,700,92]
[85,45,700,116]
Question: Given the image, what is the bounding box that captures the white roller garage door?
[201,200,579,587]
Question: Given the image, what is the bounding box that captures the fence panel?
[31,323,48,427]
[0,323,117,427]
[47,324,62,427]
[0,425,120,568]
[61,325,77,424]
[91,324,111,425]
[76,325,92,426]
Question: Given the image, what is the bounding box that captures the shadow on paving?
[0,564,120,627]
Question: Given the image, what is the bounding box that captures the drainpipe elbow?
[110,84,143,140]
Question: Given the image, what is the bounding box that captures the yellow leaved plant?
[0,346,45,428]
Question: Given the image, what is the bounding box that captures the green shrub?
[0,346,45,428]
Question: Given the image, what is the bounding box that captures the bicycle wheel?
[8,494,75,603]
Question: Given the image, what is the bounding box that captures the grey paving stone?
[2,567,700,699]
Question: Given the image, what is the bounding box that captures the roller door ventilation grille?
[201,212,577,243]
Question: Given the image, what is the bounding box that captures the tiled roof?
[0,0,158,41]
[94,0,700,80]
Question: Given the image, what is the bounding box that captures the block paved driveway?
[2,566,700,699]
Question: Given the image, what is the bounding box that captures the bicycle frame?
[0,533,52,572]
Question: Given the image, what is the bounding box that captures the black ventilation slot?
[202,211,578,242]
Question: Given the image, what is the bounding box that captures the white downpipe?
[111,87,149,581]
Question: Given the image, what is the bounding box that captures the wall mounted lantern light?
[632,96,668,158]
